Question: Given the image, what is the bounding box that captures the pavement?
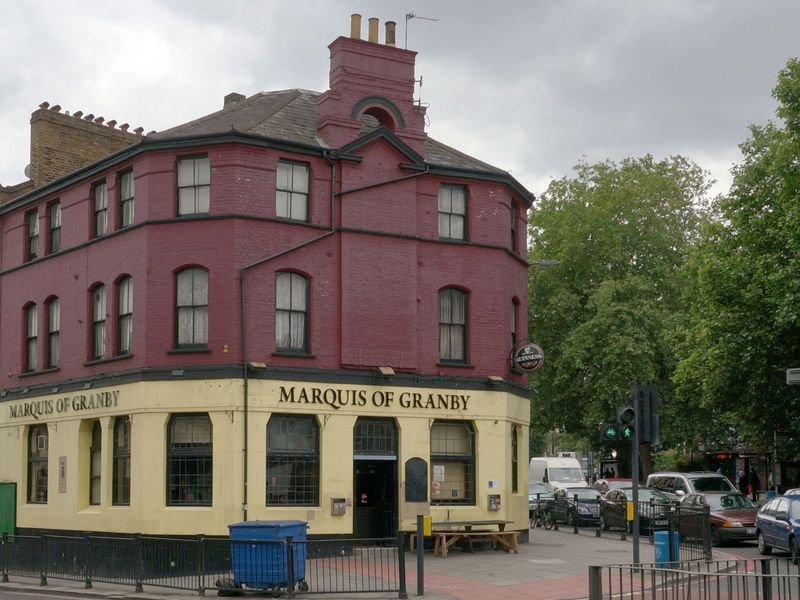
[0,527,733,600]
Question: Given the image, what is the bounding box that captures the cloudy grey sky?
[2,1,798,198]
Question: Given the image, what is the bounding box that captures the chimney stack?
[368,17,379,43]
[350,13,362,40]
[385,21,396,46]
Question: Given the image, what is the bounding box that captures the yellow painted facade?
[0,378,530,536]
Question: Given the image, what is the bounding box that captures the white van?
[529,456,588,492]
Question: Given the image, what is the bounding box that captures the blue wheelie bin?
[654,530,680,563]
[228,520,309,592]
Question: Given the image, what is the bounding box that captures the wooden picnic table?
[430,519,518,558]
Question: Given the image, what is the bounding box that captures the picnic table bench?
[408,519,519,558]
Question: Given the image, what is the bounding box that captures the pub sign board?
[513,343,544,372]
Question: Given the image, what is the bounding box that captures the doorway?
[353,418,397,539]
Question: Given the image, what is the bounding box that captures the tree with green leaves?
[528,155,712,474]
[674,58,800,461]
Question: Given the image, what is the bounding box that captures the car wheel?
[757,532,772,555]
[600,513,609,531]
[710,526,721,547]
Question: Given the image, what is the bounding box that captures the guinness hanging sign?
[513,343,544,372]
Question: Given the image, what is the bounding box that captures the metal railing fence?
[0,532,407,597]
[589,558,800,600]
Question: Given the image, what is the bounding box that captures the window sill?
[84,353,133,367]
[272,351,315,359]
[18,366,60,379]
[165,504,213,509]
[168,347,211,355]
[436,362,475,369]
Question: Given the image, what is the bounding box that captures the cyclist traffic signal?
[600,422,618,441]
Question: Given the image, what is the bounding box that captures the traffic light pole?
[631,393,640,565]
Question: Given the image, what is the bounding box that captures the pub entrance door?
[353,418,397,539]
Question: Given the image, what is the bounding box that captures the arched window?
[28,424,48,504]
[46,298,60,369]
[166,414,212,506]
[267,415,319,506]
[275,272,308,352]
[430,420,475,505]
[176,268,208,348]
[439,288,467,362]
[89,421,102,505]
[113,416,131,506]
[511,297,520,349]
[354,418,397,457]
[117,276,133,354]
[90,285,106,360]
[24,303,37,372]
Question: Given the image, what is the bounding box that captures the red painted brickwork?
[0,33,530,393]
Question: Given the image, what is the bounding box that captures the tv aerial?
[404,12,439,49]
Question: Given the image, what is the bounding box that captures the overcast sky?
[2,1,799,198]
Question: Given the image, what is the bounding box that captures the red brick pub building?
[0,16,533,540]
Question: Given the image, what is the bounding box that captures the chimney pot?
[350,13,362,39]
[94,116,105,124]
[84,113,95,121]
[50,105,61,112]
[73,110,84,119]
[368,17,379,43]
[385,21,396,46]
[133,127,144,136]
[39,101,50,109]
[107,119,117,129]
[120,123,130,132]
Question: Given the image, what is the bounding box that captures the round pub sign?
[513,343,544,372]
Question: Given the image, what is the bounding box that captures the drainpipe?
[238,154,429,522]
[239,152,338,521]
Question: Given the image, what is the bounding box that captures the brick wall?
[29,105,140,189]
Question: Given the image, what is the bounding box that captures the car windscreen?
[549,468,586,483]
[691,477,735,492]
[706,494,757,510]
[528,482,549,496]
[563,488,600,500]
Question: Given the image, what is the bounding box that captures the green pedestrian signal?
[620,424,635,440]
[600,422,618,441]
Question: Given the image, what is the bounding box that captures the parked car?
[599,487,671,533]
[646,471,736,503]
[593,478,632,495]
[551,487,601,527]
[783,488,800,496]
[682,492,758,546]
[756,494,800,563]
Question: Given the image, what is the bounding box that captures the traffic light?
[600,422,618,441]
[619,424,635,441]
[616,405,636,442]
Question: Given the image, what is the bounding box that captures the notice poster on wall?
[433,465,445,482]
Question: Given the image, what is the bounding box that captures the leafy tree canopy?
[673,58,800,459]
[529,155,712,448]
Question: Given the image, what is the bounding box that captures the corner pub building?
[0,15,534,543]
